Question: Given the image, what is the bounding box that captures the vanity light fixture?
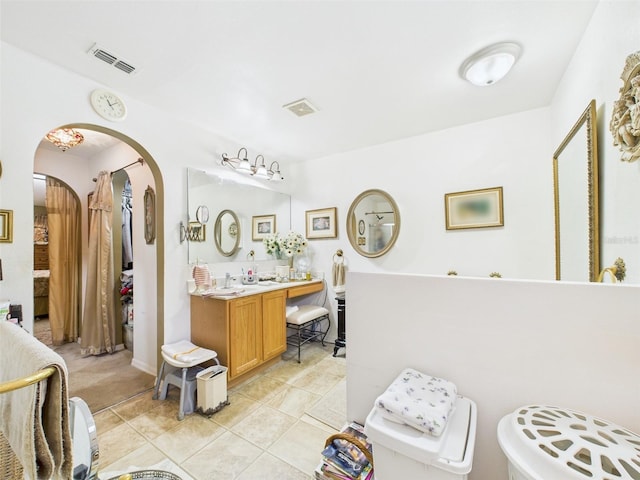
[253,155,269,179]
[220,148,285,181]
[460,42,521,87]
[268,161,284,182]
[45,128,85,152]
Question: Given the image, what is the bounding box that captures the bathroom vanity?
[190,279,324,387]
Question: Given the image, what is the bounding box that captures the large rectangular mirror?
[187,169,291,264]
[553,99,600,282]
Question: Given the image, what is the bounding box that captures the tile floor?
[95,342,346,480]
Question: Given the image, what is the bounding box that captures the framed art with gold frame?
[252,214,276,240]
[306,207,337,239]
[0,210,13,243]
[445,187,504,230]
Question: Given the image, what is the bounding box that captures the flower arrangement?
[263,231,308,259]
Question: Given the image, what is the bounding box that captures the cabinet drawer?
[288,281,323,298]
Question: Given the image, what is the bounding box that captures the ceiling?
[1,1,599,164]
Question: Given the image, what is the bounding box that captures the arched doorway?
[35,123,164,375]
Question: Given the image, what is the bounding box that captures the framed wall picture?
[252,214,276,240]
[144,186,156,244]
[306,207,337,239]
[0,209,13,243]
[445,186,504,230]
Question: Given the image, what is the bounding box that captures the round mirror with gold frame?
[214,209,241,257]
[347,189,400,258]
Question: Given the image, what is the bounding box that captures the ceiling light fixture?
[221,148,284,182]
[460,42,521,87]
[45,128,85,152]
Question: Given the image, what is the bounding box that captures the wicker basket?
[321,432,374,479]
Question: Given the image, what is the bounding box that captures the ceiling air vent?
[283,98,318,117]
[87,43,139,75]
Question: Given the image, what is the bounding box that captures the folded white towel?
[285,306,299,316]
[161,340,215,364]
[375,368,457,437]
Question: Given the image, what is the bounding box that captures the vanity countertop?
[190,278,324,300]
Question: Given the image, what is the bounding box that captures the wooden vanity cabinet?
[229,295,263,377]
[190,288,288,385]
[262,289,287,361]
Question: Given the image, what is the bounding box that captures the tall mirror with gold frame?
[553,99,599,282]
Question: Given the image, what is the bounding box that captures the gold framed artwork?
[306,207,337,239]
[0,210,13,243]
[445,186,504,230]
[144,186,156,244]
[252,214,276,240]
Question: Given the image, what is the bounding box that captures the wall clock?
[90,89,127,122]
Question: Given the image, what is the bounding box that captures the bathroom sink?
[203,286,246,296]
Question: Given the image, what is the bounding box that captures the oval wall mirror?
[214,209,241,257]
[347,189,400,258]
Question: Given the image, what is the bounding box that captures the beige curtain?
[45,178,80,345]
[81,171,116,355]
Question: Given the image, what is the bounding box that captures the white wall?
[291,106,554,278]
[346,272,640,480]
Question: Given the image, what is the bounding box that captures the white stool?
[152,340,219,420]
[286,305,330,363]
[158,366,203,415]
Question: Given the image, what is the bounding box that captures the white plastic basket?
[498,405,640,480]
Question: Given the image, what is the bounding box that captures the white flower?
[263,231,307,258]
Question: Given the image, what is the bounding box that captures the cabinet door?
[262,289,287,360]
[229,295,262,378]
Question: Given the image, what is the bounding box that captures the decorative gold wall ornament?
[597,257,626,283]
[609,50,640,162]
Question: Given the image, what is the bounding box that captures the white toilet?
[498,405,640,480]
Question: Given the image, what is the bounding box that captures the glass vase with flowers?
[263,231,308,267]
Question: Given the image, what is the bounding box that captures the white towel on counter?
[375,367,457,437]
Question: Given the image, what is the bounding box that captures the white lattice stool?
[152,340,218,420]
[286,305,330,363]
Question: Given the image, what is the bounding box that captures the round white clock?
[90,89,127,122]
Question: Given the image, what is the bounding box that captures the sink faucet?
[225,272,231,288]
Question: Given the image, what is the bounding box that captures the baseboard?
[132,357,156,376]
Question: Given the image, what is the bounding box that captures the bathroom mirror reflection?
[187,169,291,263]
[553,99,599,282]
[214,209,241,257]
[347,189,400,258]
